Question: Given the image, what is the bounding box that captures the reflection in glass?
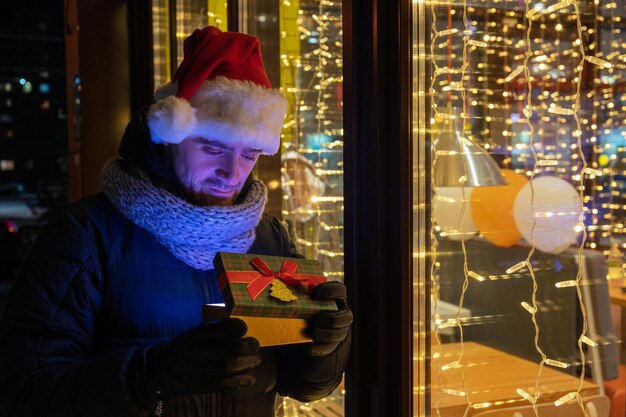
[277,0,344,281]
[152,0,171,89]
[273,0,346,415]
[175,0,210,66]
[432,114,507,187]
[149,2,342,415]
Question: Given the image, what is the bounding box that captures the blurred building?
[0,0,67,203]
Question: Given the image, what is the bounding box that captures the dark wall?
[77,0,131,197]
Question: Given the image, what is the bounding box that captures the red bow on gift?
[246,257,325,300]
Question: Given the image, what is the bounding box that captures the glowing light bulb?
[468,271,486,281]
[521,302,536,314]
[555,392,577,406]
[581,335,597,347]
[548,106,575,116]
[586,56,612,68]
[441,360,462,371]
[516,388,536,404]
[443,388,466,397]
[555,280,577,288]
[506,261,528,274]
[505,66,526,82]
[545,358,569,368]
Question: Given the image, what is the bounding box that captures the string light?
[426,0,610,410]
[516,388,537,404]
[468,271,486,281]
[555,279,578,288]
[471,402,493,409]
[279,1,344,272]
[441,360,462,371]
[544,358,570,368]
[506,261,528,274]
[278,1,345,414]
[443,388,467,397]
[548,105,576,116]
[580,334,598,347]
[437,319,459,329]
[554,391,578,406]
[521,301,536,314]
[505,66,527,82]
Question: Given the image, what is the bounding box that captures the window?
[413,0,625,414]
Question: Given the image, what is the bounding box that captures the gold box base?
[202,304,312,347]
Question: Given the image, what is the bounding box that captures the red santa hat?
[147,26,287,155]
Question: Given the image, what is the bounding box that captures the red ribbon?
[220,257,326,300]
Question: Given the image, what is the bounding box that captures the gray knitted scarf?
[101,159,267,270]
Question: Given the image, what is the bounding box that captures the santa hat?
[147,26,287,155]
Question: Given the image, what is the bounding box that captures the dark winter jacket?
[0,109,349,417]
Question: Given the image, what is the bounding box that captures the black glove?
[126,318,261,408]
[305,281,353,356]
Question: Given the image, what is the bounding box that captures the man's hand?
[305,281,353,356]
[127,318,261,408]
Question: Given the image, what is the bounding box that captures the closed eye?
[242,152,260,161]
[202,145,224,155]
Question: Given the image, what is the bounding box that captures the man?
[0,26,351,417]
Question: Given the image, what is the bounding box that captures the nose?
[215,155,240,186]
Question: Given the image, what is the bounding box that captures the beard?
[184,179,239,207]
[186,189,236,206]
[166,145,244,207]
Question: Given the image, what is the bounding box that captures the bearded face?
[169,137,261,206]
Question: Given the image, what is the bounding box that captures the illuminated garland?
[427,0,625,412]
[278,0,345,414]
[279,0,345,280]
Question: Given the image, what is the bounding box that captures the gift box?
[202,252,338,346]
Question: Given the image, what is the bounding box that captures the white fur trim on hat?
[147,76,287,155]
[147,96,197,144]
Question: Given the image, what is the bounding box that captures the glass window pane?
[243,0,345,415]
[175,0,212,65]
[277,0,344,276]
[206,0,228,29]
[413,0,625,414]
[152,2,345,413]
[152,0,228,87]
[152,0,171,88]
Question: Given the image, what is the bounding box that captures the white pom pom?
[147,96,197,144]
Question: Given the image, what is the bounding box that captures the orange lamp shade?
[470,169,527,247]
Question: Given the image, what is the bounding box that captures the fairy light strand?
[278,1,345,415]
[429,0,603,412]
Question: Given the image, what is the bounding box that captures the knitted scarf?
[101,159,267,270]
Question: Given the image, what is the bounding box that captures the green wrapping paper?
[213,252,338,318]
